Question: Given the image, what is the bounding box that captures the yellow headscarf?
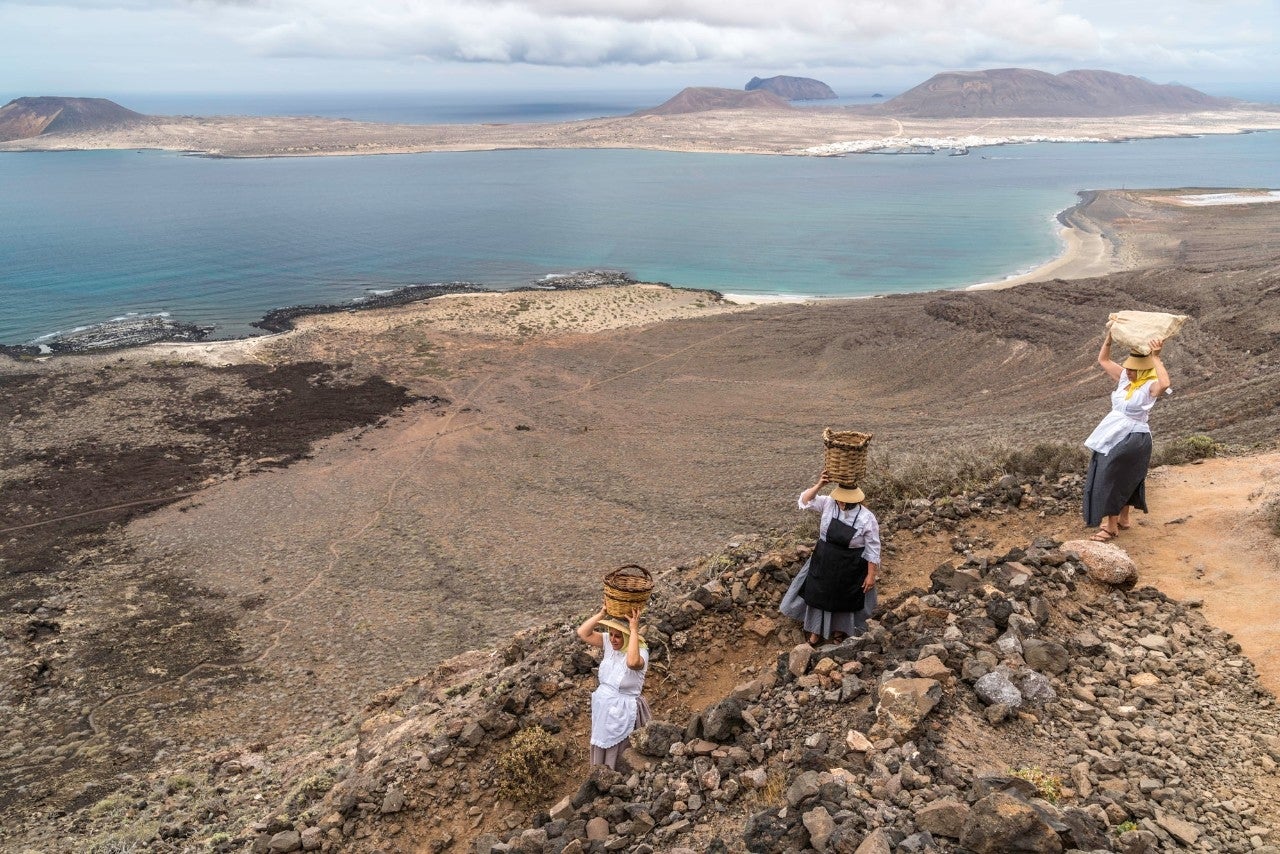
[1125,368,1158,400]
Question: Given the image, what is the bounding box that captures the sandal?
[831,632,849,644]
[807,633,823,646]
[1090,528,1117,542]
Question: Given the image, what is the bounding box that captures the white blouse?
[589,633,648,749]
[1085,374,1159,455]
[797,494,882,564]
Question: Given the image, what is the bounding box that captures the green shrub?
[1155,434,1224,466]
[1010,765,1064,804]
[1115,820,1139,835]
[496,726,563,802]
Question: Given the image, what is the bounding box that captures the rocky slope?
[866,69,1239,118]
[0,96,146,141]
[633,87,794,116]
[24,473,1278,853]
[745,76,837,101]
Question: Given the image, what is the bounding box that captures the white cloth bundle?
[1106,310,1189,354]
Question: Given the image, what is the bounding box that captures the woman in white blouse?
[780,472,881,645]
[576,605,651,769]
[1083,332,1171,541]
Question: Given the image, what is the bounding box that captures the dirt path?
[882,451,1280,696]
[1118,451,1280,695]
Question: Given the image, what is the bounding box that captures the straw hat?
[597,617,645,644]
[830,483,865,504]
[1122,352,1156,370]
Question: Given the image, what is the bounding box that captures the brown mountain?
[0,96,146,142]
[745,75,837,101]
[867,68,1237,118]
[633,86,793,116]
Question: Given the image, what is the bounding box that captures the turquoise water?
[1,131,1277,343]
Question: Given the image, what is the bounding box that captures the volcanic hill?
[633,87,794,116]
[866,68,1239,118]
[745,75,837,101]
[0,96,146,142]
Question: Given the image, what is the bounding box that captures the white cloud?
[0,0,1275,92]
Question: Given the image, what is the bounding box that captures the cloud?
[1,0,1274,86]
[222,0,1117,69]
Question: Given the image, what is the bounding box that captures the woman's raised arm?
[1098,330,1123,382]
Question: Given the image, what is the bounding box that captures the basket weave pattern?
[823,428,872,485]
[603,564,654,617]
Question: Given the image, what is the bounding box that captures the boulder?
[852,828,892,854]
[789,644,815,677]
[802,806,836,851]
[960,792,1062,853]
[915,798,970,838]
[702,697,748,741]
[869,678,942,741]
[974,671,1023,708]
[1021,640,1069,675]
[1062,539,1138,586]
[631,721,684,757]
[1017,670,1057,705]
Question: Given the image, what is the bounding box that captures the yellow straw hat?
[829,483,865,504]
[597,617,645,644]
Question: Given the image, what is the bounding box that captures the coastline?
[967,190,1122,290]
[3,107,1278,159]
[0,189,1137,362]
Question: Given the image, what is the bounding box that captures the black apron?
[801,507,868,613]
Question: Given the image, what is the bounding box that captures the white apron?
[589,634,648,749]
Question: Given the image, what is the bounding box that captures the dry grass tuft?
[496,725,564,802]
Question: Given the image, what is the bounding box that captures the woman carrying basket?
[780,471,881,645]
[576,605,651,769]
[1083,332,1171,541]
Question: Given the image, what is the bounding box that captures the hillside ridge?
[866,68,1238,117]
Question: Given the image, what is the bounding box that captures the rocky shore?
[0,314,213,359]
[253,271,647,334]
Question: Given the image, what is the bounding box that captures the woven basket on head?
[823,428,872,485]
[603,564,654,617]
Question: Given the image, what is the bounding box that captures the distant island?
[868,68,1239,118]
[1,68,1275,157]
[745,75,837,101]
[0,96,145,142]
[631,86,793,116]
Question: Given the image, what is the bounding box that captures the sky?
[1,0,1277,98]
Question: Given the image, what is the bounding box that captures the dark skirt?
[1082,431,1152,526]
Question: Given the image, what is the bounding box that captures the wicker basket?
[603,564,654,617]
[823,428,872,485]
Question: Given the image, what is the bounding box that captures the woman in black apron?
[780,470,881,645]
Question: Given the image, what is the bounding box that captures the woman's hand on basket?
[817,470,832,488]
[1148,337,1164,356]
[627,608,642,632]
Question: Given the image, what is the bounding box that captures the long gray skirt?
[779,557,878,640]
[589,696,652,769]
[1083,431,1152,526]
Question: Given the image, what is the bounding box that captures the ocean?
[1,127,1278,344]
